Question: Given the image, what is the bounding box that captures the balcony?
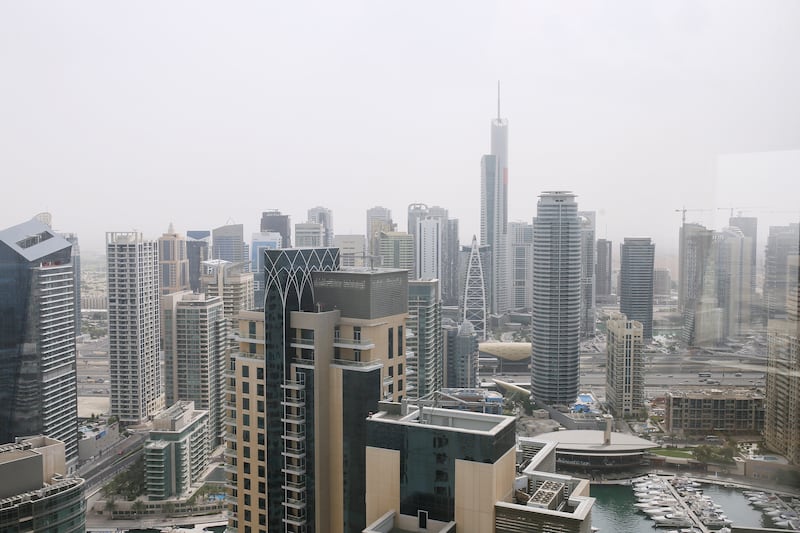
[333,337,375,350]
[284,496,307,510]
[283,429,305,441]
[282,479,306,493]
[289,337,315,349]
[282,462,306,476]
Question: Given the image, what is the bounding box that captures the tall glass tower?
[530,192,581,405]
[480,90,509,314]
[0,218,78,460]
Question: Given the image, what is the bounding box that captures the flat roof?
[532,430,658,453]
[373,406,515,436]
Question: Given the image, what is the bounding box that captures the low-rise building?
[665,388,765,435]
[0,436,85,532]
[145,401,209,500]
[77,420,121,462]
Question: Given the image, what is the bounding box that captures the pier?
[664,479,711,533]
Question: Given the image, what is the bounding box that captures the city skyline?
[1,3,799,256]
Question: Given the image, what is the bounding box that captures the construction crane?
[675,207,714,226]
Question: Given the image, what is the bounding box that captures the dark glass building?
[0,218,78,460]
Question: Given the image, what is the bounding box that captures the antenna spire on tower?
[497,80,501,119]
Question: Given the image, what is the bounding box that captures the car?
[735,372,742,377]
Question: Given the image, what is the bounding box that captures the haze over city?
[2,1,799,256]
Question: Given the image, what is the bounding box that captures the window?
[242,398,250,410]
[242,430,250,441]
[249,343,257,354]
[398,325,404,356]
[257,367,264,379]
[243,462,251,474]
[242,365,250,377]
[244,478,251,490]
[242,382,250,394]
[257,384,264,396]
[354,349,361,362]
[388,366,393,377]
[243,446,251,458]
[398,363,403,374]
[244,494,251,505]
[243,414,250,425]
[257,400,264,412]
[388,327,394,359]
[353,326,361,341]
[249,321,257,336]
[258,416,265,429]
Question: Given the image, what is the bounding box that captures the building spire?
[497,80,501,120]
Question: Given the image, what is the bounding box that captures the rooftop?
[532,430,657,454]
[372,405,514,435]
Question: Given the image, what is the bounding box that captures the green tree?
[131,499,145,517]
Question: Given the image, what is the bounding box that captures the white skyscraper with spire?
[480,84,509,315]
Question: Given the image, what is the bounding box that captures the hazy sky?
[1,1,799,258]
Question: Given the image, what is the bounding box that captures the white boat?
[653,513,693,527]
[645,507,675,516]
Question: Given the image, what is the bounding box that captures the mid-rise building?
[308,206,334,247]
[260,209,292,248]
[619,237,655,340]
[295,221,325,248]
[508,221,533,311]
[162,291,227,447]
[333,234,366,267]
[378,231,414,277]
[605,313,644,417]
[665,389,765,435]
[480,100,510,315]
[213,223,248,267]
[443,320,479,388]
[227,249,408,533]
[0,436,85,532]
[108,232,163,424]
[145,401,209,500]
[461,236,488,341]
[158,223,190,295]
[0,219,79,460]
[406,279,443,399]
[579,212,596,338]
[186,230,211,292]
[531,192,581,405]
[595,238,613,301]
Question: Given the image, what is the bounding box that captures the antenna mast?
[497,80,501,119]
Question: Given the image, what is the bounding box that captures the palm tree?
[132,499,145,517]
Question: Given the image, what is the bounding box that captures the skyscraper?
[605,312,645,417]
[620,237,655,340]
[201,259,254,331]
[308,206,334,247]
[444,320,479,388]
[333,234,366,267]
[162,291,227,447]
[729,215,758,322]
[764,223,799,319]
[260,209,292,248]
[406,279,443,399]
[366,206,393,255]
[716,227,752,338]
[595,238,613,301]
[508,221,533,311]
[212,223,248,267]
[0,218,79,460]
[480,98,509,314]
[461,236,488,341]
[107,231,164,424]
[378,231,414,277]
[530,191,581,405]
[227,248,408,533]
[678,222,714,345]
[158,223,190,295]
[186,230,211,293]
[765,253,800,465]
[415,216,442,281]
[578,212,596,338]
[407,204,460,304]
[250,231,282,307]
[295,221,325,247]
